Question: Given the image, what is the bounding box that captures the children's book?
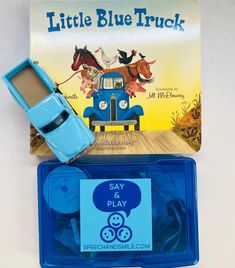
[30,0,201,156]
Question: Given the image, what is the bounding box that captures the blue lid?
[43,166,88,214]
[38,156,199,268]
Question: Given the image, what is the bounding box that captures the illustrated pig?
[78,75,98,98]
[125,81,146,98]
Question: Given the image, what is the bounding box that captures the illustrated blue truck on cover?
[3,59,95,163]
[84,72,144,132]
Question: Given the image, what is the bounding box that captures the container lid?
[43,166,88,214]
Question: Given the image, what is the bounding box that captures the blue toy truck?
[3,59,95,163]
[84,73,144,132]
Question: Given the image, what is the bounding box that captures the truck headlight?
[119,100,128,109]
[99,101,107,110]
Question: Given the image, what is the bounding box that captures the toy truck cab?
[84,73,144,132]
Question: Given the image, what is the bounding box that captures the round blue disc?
[43,166,88,214]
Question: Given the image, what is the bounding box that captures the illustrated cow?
[104,59,156,85]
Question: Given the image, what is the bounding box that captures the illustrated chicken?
[118,49,137,65]
[99,47,118,69]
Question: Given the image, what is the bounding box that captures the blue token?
[43,166,88,214]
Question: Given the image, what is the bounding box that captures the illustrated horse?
[72,45,103,71]
[56,46,104,90]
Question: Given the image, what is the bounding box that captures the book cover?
[30,0,201,155]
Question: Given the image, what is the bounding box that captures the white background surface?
[0,0,235,267]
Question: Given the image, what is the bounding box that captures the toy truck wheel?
[89,115,95,132]
[134,115,140,131]
[124,125,129,131]
[100,126,105,132]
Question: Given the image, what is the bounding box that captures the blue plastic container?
[38,156,199,268]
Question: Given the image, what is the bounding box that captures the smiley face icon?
[100,226,116,243]
[108,213,125,229]
[116,226,132,243]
